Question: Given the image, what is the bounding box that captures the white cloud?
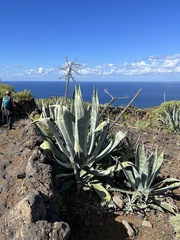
[38,67,44,74]
[1,54,180,80]
[24,69,35,75]
[162,59,179,68]
[23,67,56,77]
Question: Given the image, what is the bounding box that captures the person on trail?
[1,90,15,129]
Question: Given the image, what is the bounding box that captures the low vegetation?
[0,83,14,98]
[32,85,180,215]
[157,102,180,133]
[0,83,34,101]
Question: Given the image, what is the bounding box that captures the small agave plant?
[32,86,130,200]
[110,144,180,214]
[157,106,180,133]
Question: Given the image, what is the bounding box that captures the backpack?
[2,96,12,110]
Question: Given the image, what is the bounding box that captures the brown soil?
[0,110,179,240]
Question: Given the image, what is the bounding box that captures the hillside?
[0,107,179,240]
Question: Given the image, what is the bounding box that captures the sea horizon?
[2,80,180,108]
[2,79,180,82]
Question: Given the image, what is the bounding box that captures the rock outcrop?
[0,113,70,240]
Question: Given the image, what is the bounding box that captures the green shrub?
[135,120,150,132]
[0,83,14,98]
[0,83,34,101]
[13,89,34,101]
[157,100,180,115]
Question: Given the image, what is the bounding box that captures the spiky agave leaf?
[40,140,72,169]
[147,149,164,188]
[88,87,100,156]
[91,182,111,207]
[33,118,71,159]
[95,131,127,162]
[151,178,180,195]
[56,105,75,160]
[73,85,89,158]
[152,197,177,214]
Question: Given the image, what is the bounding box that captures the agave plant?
[110,144,180,214]
[157,106,180,133]
[32,86,130,196]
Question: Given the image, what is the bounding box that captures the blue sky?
[0,0,180,82]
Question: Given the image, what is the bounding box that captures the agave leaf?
[116,161,134,171]
[41,100,47,118]
[141,154,154,189]
[95,131,127,162]
[74,87,89,157]
[147,203,164,212]
[49,104,56,119]
[84,164,115,177]
[74,85,87,120]
[90,87,99,127]
[135,145,146,174]
[74,140,87,168]
[40,140,72,169]
[153,177,180,187]
[33,118,71,159]
[120,163,137,190]
[131,190,141,203]
[56,105,75,159]
[59,180,74,193]
[137,204,148,209]
[40,140,52,152]
[32,121,49,139]
[88,87,99,155]
[55,172,74,179]
[91,182,111,203]
[87,168,112,177]
[79,169,94,182]
[94,120,108,133]
[88,122,109,165]
[153,198,177,214]
[172,107,176,122]
[131,165,144,192]
[160,202,177,214]
[147,150,164,187]
[79,168,92,178]
[92,160,133,177]
[152,181,180,195]
[166,109,173,126]
[77,115,89,157]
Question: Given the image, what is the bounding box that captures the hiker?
[1,90,15,129]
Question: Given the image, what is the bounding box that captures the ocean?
[2,81,180,108]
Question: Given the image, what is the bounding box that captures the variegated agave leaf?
[91,182,111,209]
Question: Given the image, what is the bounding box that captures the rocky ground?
[0,118,70,240]
[0,110,179,240]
